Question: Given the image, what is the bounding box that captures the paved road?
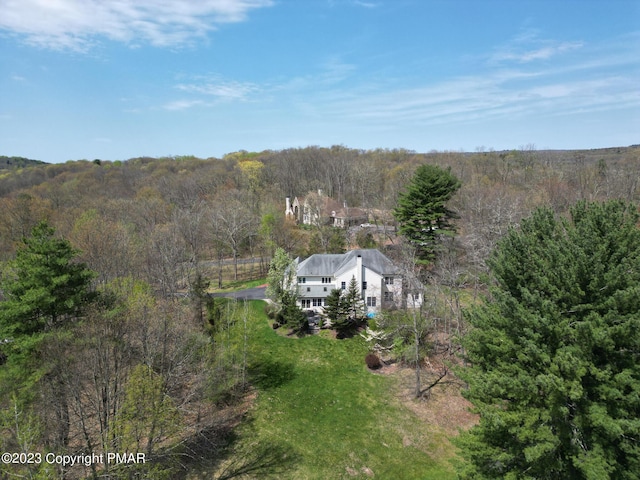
[208,286,267,301]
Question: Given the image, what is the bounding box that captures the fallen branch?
[419,367,448,399]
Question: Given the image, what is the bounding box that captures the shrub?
[264,302,278,319]
[365,353,383,370]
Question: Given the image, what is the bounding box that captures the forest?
[0,145,639,478]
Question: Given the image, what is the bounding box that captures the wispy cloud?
[162,99,210,111]
[329,0,381,8]
[492,41,584,64]
[319,57,357,84]
[0,0,274,51]
[165,59,355,112]
[175,76,259,100]
[352,1,380,8]
[324,72,639,129]
[160,74,261,111]
[306,31,636,131]
[295,32,639,131]
[147,25,638,139]
[489,29,584,64]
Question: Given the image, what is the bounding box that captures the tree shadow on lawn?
[164,340,300,477]
[248,358,297,390]
[168,409,298,479]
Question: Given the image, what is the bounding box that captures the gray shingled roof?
[296,249,401,277]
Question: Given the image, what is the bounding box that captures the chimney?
[356,254,363,297]
[285,196,291,215]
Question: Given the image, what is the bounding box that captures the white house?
[292,249,422,314]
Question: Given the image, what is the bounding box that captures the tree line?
[0,220,258,478]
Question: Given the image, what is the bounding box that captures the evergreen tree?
[323,288,347,327]
[457,200,640,479]
[279,291,307,329]
[343,276,365,320]
[393,164,461,263]
[330,276,365,335]
[0,221,96,341]
[326,227,347,254]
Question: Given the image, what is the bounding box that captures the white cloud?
[494,41,584,64]
[352,1,380,8]
[306,32,634,130]
[328,0,380,8]
[489,29,584,65]
[309,64,639,130]
[163,99,207,111]
[319,58,357,84]
[0,0,273,51]
[176,77,259,100]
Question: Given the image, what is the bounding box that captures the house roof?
[296,254,345,276]
[300,192,366,220]
[332,206,367,220]
[296,249,402,277]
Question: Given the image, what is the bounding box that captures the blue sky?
[1,0,638,163]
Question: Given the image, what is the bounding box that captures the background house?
[285,190,368,228]
[292,249,422,313]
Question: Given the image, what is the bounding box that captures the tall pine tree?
[323,288,347,327]
[457,200,640,479]
[393,164,461,263]
[0,221,96,341]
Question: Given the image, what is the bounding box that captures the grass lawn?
[218,301,459,479]
[209,277,267,293]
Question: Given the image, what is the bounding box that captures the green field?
[215,301,458,479]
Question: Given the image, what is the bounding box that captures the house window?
[301,299,311,308]
[362,281,367,290]
[323,287,327,292]
[366,297,376,307]
[298,277,306,284]
[384,291,394,302]
[384,277,394,285]
[312,298,323,307]
[307,287,311,292]
[341,281,346,290]
[322,277,332,284]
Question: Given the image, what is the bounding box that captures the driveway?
[208,285,267,301]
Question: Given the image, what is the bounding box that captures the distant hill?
[0,156,47,170]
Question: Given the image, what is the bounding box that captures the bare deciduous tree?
[210,190,258,281]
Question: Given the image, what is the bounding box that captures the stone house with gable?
[285,190,368,228]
